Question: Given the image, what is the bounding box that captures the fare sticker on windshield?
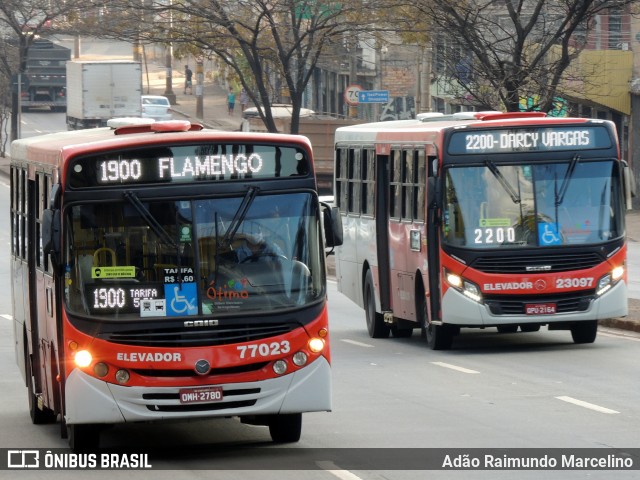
[479,218,511,227]
[92,266,136,279]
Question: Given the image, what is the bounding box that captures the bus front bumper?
[64,356,331,425]
[441,280,627,327]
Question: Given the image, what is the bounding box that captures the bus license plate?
[179,386,224,404]
[525,303,556,315]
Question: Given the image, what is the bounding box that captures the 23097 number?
[556,277,594,288]
[237,341,291,359]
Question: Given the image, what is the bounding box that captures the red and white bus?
[11,119,342,451]
[334,111,631,349]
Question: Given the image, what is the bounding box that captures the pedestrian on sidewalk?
[184,65,193,94]
[240,88,249,113]
[228,87,236,115]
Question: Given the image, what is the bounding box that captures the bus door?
[30,173,58,412]
[425,154,441,323]
[375,148,392,316]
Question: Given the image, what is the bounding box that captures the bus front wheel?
[418,291,454,350]
[425,321,455,351]
[268,413,302,443]
[570,320,598,344]
[364,270,389,338]
[68,424,100,452]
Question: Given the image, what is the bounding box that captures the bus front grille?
[100,323,296,347]
[142,387,260,412]
[132,364,268,378]
[484,292,595,315]
[145,399,257,412]
[473,252,602,274]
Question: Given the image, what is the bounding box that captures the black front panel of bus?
[67,142,314,189]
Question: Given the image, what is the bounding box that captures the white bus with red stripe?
[334,111,630,349]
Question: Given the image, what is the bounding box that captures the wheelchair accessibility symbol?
[538,222,562,246]
[165,283,198,316]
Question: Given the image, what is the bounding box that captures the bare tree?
[413,0,635,112]
[100,0,393,133]
[165,0,383,133]
[0,0,107,142]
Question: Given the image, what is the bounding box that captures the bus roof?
[11,121,313,167]
[334,112,604,140]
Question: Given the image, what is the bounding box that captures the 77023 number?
[237,341,291,359]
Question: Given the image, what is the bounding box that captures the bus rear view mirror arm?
[42,208,62,270]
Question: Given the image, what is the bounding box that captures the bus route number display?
[447,126,611,155]
[85,284,163,315]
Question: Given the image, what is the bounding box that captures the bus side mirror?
[42,208,61,265]
[322,203,343,249]
[622,161,636,210]
[427,177,439,208]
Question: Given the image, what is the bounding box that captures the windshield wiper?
[124,191,183,282]
[485,159,521,204]
[221,186,259,247]
[555,154,580,206]
[124,191,178,248]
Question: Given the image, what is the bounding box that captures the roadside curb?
[600,298,640,333]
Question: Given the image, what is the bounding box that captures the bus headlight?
[462,281,482,303]
[445,270,483,304]
[596,266,624,297]
[292,351,308,367]
[308,338,325,353]
[74,350,92,368]
[273,360,288,375]
[93,362,109,378]
[612,265,624,281]
[115,369,130,384]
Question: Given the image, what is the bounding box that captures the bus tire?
[570,320,598,344]
[391,326,413,338]
[364,270,389,338]
[417,286,454,350]
[426,322,454,350]
[520,324,541,332]
[268,413,302,443]
[68,424,100,452]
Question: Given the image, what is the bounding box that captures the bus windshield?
[64,192,324,319]
[443,160,624,248]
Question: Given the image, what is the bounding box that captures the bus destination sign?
[98,153,263,184]
[448,126,612,155]
[69,144,309,188]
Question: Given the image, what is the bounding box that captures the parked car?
[242,104,315,119]
[141,95,172,121]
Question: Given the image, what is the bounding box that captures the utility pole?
[419,44,432,113]
[163,1,176,105]
[163,45,176,105]
[349,37,359,119]
[196,56,204,119]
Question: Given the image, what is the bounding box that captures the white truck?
[66,60,142,129]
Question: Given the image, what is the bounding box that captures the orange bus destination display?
[69,143,310,187]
